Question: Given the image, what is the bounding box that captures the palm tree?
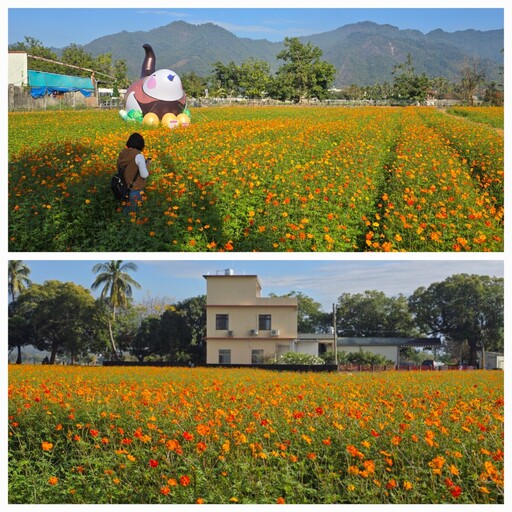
[8,260,32,364]
[91,261,141,359]
[8,260,32,303]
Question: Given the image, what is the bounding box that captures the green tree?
[12,280,98,364]
[91,261,141,359]
[112,59,131,90]
[456,59,486,105]
[210,61,240,97]
[409,274,503,367]
[159,296,206,363]
[61,43,95,77]
[238,59,272,99]
[483,81,504,106]
[336,291,417,337]
[8,260,32,304]
[274,37,336,102]
[8,260,32,364]
[181,71,208,99]
[391,53,430,103]
[8,36,59,73]
[132,316,162,362]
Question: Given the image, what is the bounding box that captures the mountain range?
[79,20,504,87]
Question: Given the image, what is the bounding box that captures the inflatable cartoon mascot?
[120,44,187,124]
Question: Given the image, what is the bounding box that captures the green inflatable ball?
[126,109,143,123]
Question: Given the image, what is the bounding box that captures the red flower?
[179,475,191,487]
[183,431,194,441]
[149,459,159,468]
[444,478,454,488]
[450,486,462,498]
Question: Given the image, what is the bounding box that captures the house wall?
[295,341,319,356]
[484,353,504,370]
[206,305,297,338]
[9,52,28,86]
[339,345,398,365]
[206,338,293,364]
[204,274,298,365]
[205,275,261,304]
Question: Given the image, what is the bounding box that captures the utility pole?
[332,303,338,365]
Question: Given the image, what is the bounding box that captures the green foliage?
[337,290,418,338]
[8,36,128,88]
[275,37,336,102]
[12,280,100,363]
[181,72,208,99]
[391,54,431,103]
[408,274,504,366]
[277,352,324,365]
[456,59,486,105]
[345,349,394,366]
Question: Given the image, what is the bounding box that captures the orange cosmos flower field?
[8,365,504,504]
[8,106,503,252]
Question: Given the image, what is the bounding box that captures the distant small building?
[298,334,442,366]
[484,352,504,370]
[8,51,28,86]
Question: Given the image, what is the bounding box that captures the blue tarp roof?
[28,70,94,98]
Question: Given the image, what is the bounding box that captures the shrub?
[277,352,325,365]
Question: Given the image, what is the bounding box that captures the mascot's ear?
[141,44,156,78]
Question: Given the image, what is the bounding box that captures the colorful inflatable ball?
[126,109,143,123]
[177,113,191,127]
[161,112,179,129]
[142,112,160,126]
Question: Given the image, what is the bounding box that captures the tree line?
[9,36,503,105]
[8,261,503,367]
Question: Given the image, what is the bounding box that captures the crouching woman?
[117,132,151,214]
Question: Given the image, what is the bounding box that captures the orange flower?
[179,475,191,487]
[182,431,194,441]
[386,479,397,489]
[41,441,53,451]
[48,476,58,485]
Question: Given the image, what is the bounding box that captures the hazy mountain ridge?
[79,20,503,86]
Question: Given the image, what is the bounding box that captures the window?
[251,349,264,364]
[216,314,229,330]
[258,314,272,331]
[219,349,231,364]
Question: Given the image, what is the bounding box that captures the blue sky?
[18,258,504,311]
[8,5,504,48]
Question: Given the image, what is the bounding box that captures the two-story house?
[203,271,301,364]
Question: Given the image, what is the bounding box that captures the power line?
[27,54,114,79]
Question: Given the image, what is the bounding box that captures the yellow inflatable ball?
[176,113,191,127]
[161,112,179,129]
[142,112,160,126]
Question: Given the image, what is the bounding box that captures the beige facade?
[204,273,298,364]
[339,345,399,365]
